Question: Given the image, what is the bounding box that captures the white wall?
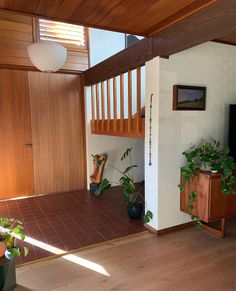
[87,132,144,186]
[86,29,145,188]
[144,57,160,230]
[145,42,236,230]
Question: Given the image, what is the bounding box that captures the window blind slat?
[39,27,84,36]
[40,37,85,46]
[39,18,86,48]
[39,24,84,33]
[40,32,84,41]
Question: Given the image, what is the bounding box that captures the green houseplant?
[95,148,153,224]
[179,139,236,222]
[0,218,28,291]
[0,217,28,259]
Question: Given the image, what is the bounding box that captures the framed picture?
[173,85,206,111]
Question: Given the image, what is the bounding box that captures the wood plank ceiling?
[0,0,216,36]
[84,0,236,85]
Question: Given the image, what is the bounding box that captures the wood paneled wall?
[0,10,89,72]
[0,10,33,68]
[62,50,89,72]
[0,69,35,199]
[28,72,87,194]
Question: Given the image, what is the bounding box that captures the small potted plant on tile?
[94,148,153,224]
[0,218,28,291]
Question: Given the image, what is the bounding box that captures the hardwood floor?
[16,221,236,291]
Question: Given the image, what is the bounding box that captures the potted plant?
[0,217,28,259]
[95,148,153,224]
[0,217,28,291]
[178,139,236,223]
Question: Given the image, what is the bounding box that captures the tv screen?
[229,104,236,161]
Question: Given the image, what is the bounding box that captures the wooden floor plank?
[15,221,236,291]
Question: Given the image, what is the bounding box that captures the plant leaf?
[9,247,21,257]
[13,225,23,234]
[24,247,28,257]
[0,218,11,228]
[20,233,25,240]
[146,210,153,219]
[178,184,185,191]
[94,179,111,196]
[123,165,137,175]
[121,148,133,161]
[143,210,153,224]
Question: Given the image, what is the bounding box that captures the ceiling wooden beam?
[84,0,236,86]
[146,0,217,36]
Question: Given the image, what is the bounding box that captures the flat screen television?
[229,104,236,161]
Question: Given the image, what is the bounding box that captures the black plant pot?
[90,183,99,194]
[0,256,16,291]
[127,204,142,220]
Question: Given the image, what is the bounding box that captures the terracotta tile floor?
[0,188,144,265]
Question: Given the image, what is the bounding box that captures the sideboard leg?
[202,218,226,238]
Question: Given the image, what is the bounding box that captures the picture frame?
[173,85,206,111]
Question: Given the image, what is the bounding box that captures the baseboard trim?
[144,224,158,235]
[0,189,87,203]
[17,230,149,268]
[157,221,196,235]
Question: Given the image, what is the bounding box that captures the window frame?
[33,17,88,52]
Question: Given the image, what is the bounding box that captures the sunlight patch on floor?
[0,226,110,277]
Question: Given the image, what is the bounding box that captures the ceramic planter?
[127,204,142,219]
[199,161,211,172]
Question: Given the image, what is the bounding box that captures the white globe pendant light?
[28,41,67,72]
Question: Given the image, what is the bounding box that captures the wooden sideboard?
[180,170,236,237]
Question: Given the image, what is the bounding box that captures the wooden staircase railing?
[88,66,145,138]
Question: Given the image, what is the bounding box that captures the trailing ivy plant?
[178,140,236,223]
[0,217,28,257]
[95,148,153,224]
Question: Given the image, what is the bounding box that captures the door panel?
[28,72,86,194]
[0,69,34,200]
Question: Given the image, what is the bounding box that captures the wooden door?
[0,69,34,200]
[28,72,87,194]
